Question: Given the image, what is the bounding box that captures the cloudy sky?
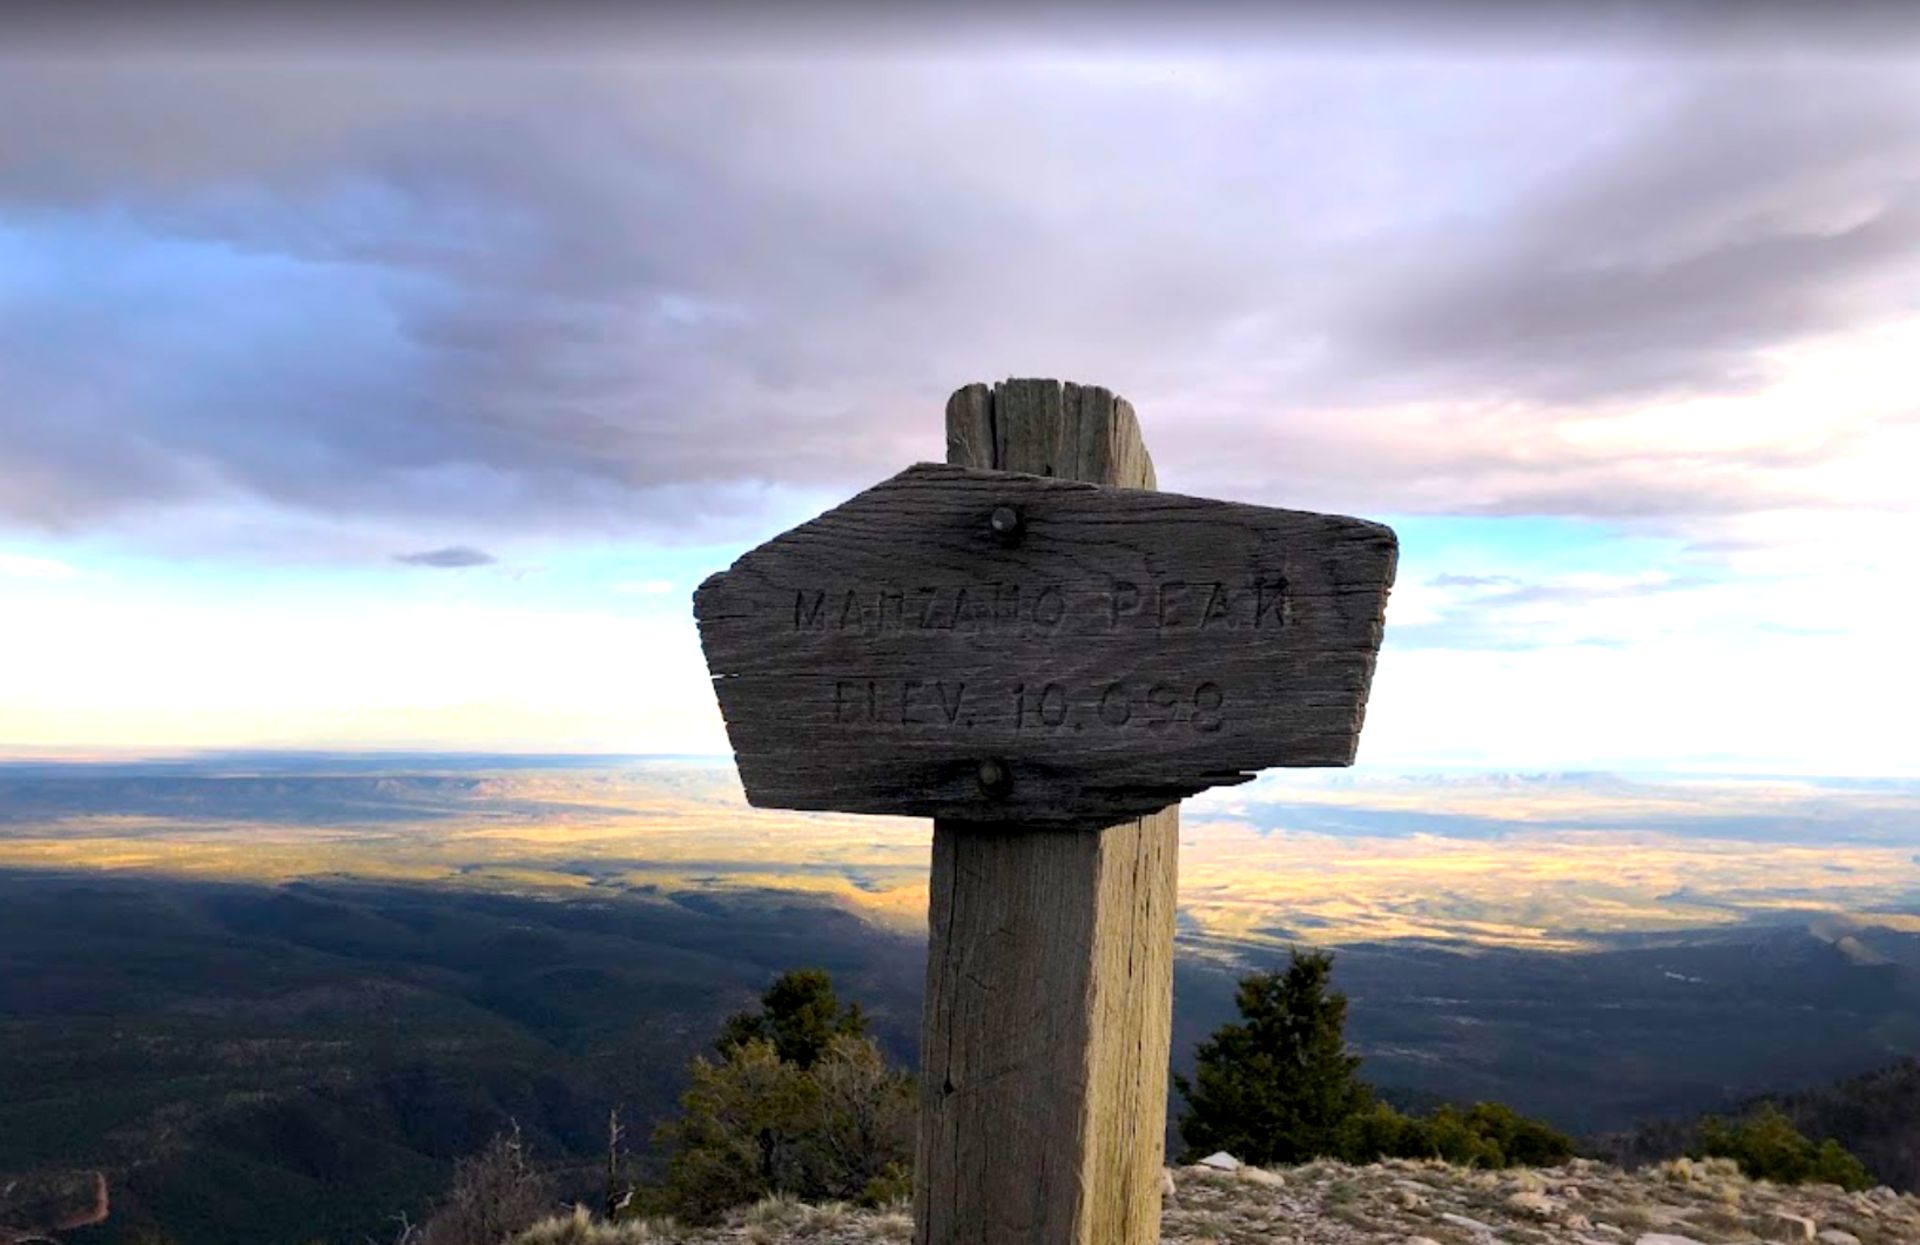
[1,8,1916,773]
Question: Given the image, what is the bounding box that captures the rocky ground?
[514,1156,1920,1244]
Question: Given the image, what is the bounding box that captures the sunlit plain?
[2,761,1913,955]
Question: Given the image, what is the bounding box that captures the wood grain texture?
[693,458,1397,827]
[915,808,1177,1245]
[915,379,1178,1245]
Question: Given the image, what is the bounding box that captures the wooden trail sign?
[693,379,1396,1245]
[695,464,1396,828]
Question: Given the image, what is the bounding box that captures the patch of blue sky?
[0,205,450,484]
[1373,511,1727,653]
[1380,513,1701,584]
[6,494,1697,631]
[4,203,408,315]
[0,526,798,637]
[0,480,844,641]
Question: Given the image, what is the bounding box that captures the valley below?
[2,756,1918,1243]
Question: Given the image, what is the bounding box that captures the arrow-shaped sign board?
[695,462,1397,829]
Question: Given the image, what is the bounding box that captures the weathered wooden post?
[694,379,1395,1245]
[917,381,1177,1245]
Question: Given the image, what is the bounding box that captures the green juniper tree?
[1175,948,1372,1165]
[1179,950,1584,1169]
[656,1038,819,1220]
[656,968,913,1221]
[718,968,870,1070]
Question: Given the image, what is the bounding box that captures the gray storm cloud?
[0,37,1915,551]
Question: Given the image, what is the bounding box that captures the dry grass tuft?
[513,1205,680,1244]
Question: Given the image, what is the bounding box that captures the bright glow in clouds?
[0,553,84,581]
[0,34,1915,771]
[0,563,725,754]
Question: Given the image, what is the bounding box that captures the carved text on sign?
[792,579,1290,636]
[827,678,1228,734]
